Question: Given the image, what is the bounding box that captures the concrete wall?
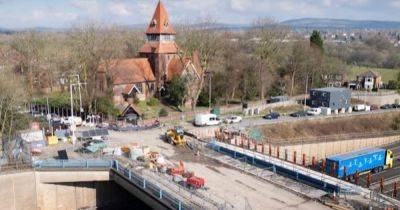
[0,170,142,210]
[274,135,400,164]
[229,135,400,165]
[0,171,37,210]
[352,92,400,106]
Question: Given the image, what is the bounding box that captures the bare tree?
[251,18,289,100]
[176,18,223,110]
[0,66,27,157]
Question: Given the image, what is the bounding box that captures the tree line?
[1,19,389,116]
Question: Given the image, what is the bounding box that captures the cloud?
[109,2,132,17]
[230,0,251,11]
[30,10,78,21]
[392,0,400,8]
[71,0,100,19]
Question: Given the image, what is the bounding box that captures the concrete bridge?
[0,159,195,210]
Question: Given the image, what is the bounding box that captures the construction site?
[1,114,400,210]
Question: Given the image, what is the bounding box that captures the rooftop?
[311,87,350,92]
[145,1,176,35]
[99,58,156,85]
[327,147,385,161]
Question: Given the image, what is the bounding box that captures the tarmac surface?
[358,141,400,200]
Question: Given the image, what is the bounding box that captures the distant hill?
[281,18,400,29]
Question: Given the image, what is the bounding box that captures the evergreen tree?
[310,30,324,51]
[165,76,186,109]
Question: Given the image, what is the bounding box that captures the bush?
[96,96,119,117]
[158,108,168,117]
[146,97,160,106]
[197,90,216,107]
[164,76,186,108]
[387,80,399,90]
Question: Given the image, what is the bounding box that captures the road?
[357,141,400,200]
[183,108,400,130]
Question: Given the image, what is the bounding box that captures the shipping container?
[326,148,393,178]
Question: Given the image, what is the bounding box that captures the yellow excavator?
[165,126,185,146]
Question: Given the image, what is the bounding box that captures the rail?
[34,159,113,169]
[207,140,400,207]
[111,160,192,210]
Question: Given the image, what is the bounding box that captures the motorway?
[358,141,400,200]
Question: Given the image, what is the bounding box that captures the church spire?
[145,1,176,35]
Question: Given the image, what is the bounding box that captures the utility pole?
[70,83,76,146]
[205,71,212,109]
[304,72,309,110]
[69,74,86,147]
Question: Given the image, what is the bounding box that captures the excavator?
[165,126,186,146]
[167,160,185,175]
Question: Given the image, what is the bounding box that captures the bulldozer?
[165,126,185,146]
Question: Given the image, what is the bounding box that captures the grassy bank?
[258,112,400,140]
[348,66,399,83]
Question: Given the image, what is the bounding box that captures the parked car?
[263,112,280,120]
[82,140,107,153]
[307,108,321,116]
[224,116,242,124]
[380,104,393,109]
[194,114,221,126]
[30,110,43,118]
[290,110,308,117]
[370,105,379,110]
[61,116,83,126]
[392,103,400,108]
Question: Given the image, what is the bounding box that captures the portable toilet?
[347,107,352,113]
[47,136,58,145]
[211,107,220,116]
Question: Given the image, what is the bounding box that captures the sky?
[1,0,400,29]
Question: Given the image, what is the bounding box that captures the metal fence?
[34,159,113,169]
[31,159,193,210]
[111,160,191,210]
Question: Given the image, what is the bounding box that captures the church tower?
[139,1,179,89]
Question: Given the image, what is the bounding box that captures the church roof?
[99,58,156,85]
[166,57,191,81]
[139,41,179,54]
[145,1,176,35]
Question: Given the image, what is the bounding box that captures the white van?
[353,104,366,111]
[62,116,83,126]
[194,114,221,126]
[307,107,321,116]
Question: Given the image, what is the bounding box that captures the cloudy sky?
[1,0,400,29]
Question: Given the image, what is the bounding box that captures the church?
[98,1,203,115]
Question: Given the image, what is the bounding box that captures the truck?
[186,176,205,189]
[326,148,393,179]
[194,114,221,126]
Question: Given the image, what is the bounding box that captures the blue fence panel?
[35,159,112,169]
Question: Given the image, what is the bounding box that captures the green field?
[348,66,400,83]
